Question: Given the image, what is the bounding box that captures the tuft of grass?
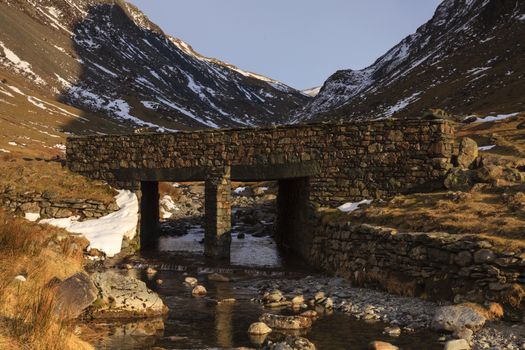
[0,210,93,350]
[0,158,116,203]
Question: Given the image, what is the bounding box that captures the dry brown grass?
[323,183,525,251]
[459,113,525,162]
[0,209,94,350]
[0,158,115,202]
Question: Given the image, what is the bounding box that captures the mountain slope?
[296,0,525,122]
[0,0,309,133]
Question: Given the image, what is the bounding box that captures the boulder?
[248,322,272,335]
[457,138,478,169]
[431,305,486,333]
[264,336,316,350]
[368,341,399,350]
[54,272,98,319]
[444,339,470,350]
[444,169,475,191]
[259,313,312,330]
[90,271,168,318]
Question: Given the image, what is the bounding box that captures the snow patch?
[337,199,373,213]
[384,92,421,117]
[0,41,45,84]
[39,190,138,257]
[475,112,521,122]
[478,145,496,151]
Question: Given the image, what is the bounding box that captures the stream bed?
[86,224,443,350]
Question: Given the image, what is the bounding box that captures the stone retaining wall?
[307,222,525,316]
[0,189,119,220]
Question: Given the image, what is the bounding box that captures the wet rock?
[444,339,470,350]
[383,326,401,337]
[457,137,478,169]
[146,267,157,275]
[191,285,207,297]
[264,336,316,350]
[156,279,163,285]
[453,328,473,341]
[431,305,486,333]
[369,340,399,350]
[263,290,286,304]
[90,271,168,318]
[218,298,236,304]
[184,276,198,286]
[238,233,246,239]
[208,273,230,282]
[259,313,312,330]
[291,295,305,306]
[248,322,272,335]
[300,310,318,318]
[54,272,98,319]
[266,301,292,308]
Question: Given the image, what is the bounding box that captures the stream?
[85,221,443,350]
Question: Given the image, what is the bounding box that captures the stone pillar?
[276,177,312,258]
[204,166,232,260]
[140,181,159,250]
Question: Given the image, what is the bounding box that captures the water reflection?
[158,224,283,268]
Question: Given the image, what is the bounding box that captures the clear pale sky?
[129,0,442,90]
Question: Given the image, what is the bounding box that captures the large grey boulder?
[90,271,168,318]
[431,305,486,333]
[457,138,478,169]
[54,272,98,319]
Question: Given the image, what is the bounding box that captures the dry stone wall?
[67,119,455,207]
[307,222,525,316]
[0,188,119,220]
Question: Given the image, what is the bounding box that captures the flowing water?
[86,223,443,350]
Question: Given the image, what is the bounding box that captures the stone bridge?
[66,119,455,259]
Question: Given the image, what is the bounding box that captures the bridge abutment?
[204,167,232,260]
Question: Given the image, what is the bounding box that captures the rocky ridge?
[296,0,525,122]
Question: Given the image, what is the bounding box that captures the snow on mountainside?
[296,0,525,122]
[301,86,321,97]
[0,0,309,134]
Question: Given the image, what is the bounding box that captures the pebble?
[191,285,207,297]
[248,322,272,335]
[383,326,401,337]
[251,276,524,350]
[184,276,198,286]
[146,267,157,275]
[14,275,27,282]
[156,279,163,285]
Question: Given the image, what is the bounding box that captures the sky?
[129,0,442,90]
